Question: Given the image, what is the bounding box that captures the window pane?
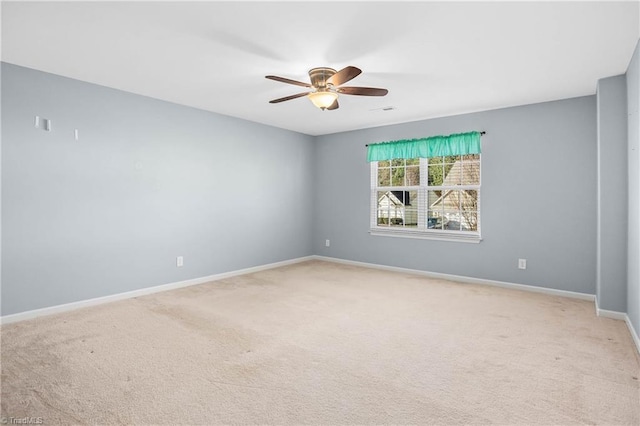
[461,212,478,231]
[462,163,480,185]
[378,168,390,186]
[404,191,418,227]
[391,159,404,167]
[376,191,391,226]
[406,166,420,186]
[461,189,478,211]
[427,189,444,229]
[406,158,419,166]
[391,167,405,186]
[428,163,444,186]
[441,190,461,210]
[389,190,405,226]
[374,190,418,228]
[427,190,442,210]
[378,160,390,167]
[444,162,462,185]
[427,211,445,229]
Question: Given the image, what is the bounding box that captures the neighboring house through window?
[368,132,482,242]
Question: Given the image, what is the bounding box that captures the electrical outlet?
[518,258,527,270]
[177,256,184,267]
[325,239,330,247]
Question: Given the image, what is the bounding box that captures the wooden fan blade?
[269,92,311,103]
[327,66,362,86]
[265,75,312,88]
[327,99,339,110]
[338,86,388,96]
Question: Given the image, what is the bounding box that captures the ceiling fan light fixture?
[308,91,338,110]
[266,66,386,111]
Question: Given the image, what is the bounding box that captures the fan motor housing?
[309,67,337,89]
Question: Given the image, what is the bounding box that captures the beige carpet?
[1,260,639,425]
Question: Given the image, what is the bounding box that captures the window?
[370,154,481,242]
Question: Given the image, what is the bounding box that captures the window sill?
[369,228,482,243]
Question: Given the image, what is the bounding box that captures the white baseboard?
[624,315,640,355]
[597,309,629,321]
[594,299,640,354]
[0,256,314,325]
[594,298,628,320]
[312,255,595,301]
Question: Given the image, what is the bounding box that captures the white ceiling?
[2,1,639,136]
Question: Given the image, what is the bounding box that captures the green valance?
[367,131,482,162]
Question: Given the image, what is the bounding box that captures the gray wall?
[314,97,597,294]
[596,75,628,312]
[626,42,640,335]
[3,61,633,320]
[1,63,315,316]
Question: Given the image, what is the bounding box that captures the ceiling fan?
[265,66,388,111]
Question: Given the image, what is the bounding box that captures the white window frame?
[370,157,482,243]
